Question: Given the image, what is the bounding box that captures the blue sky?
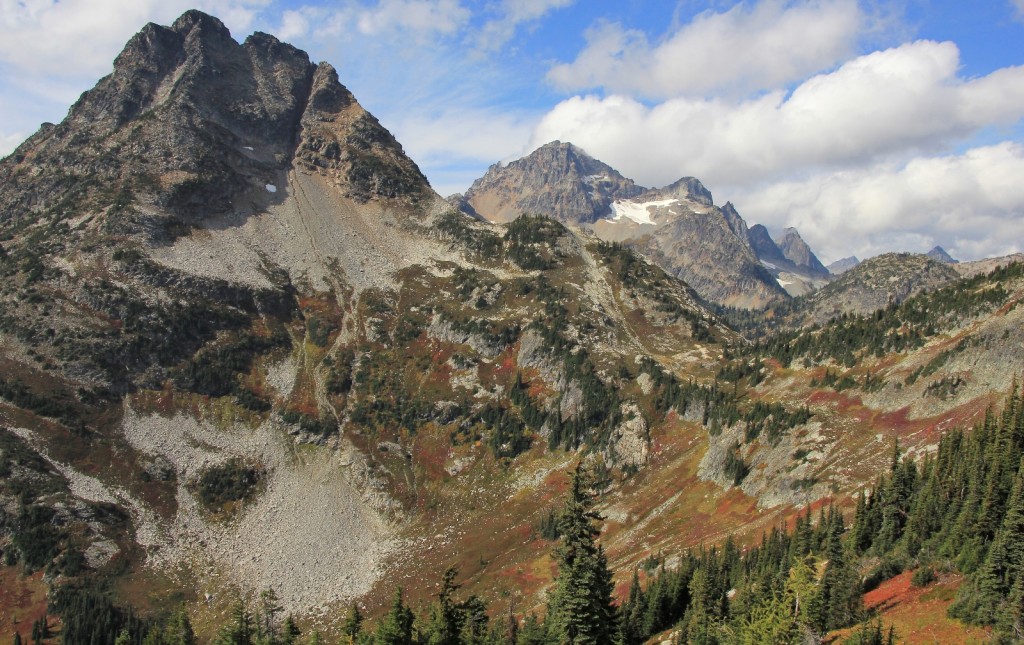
[2,0,1024,263]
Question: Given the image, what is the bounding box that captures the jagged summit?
[464,143,786,308]
[775,227,829,277]
[463,140,644,224]
[747,224,790,268]
[3,9,431,235]
[927,245,959,263]
[744,224,830,296]
[646,176,714,206]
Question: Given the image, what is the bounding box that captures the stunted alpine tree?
[545,464,617,644]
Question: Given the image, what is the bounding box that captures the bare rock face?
[465,143,788,308]
[798,252,961,324]
[626,199,785,309]
[776,228,829,277]
[927,245,959,264]
[747,224,791,269]
[746,224,831,297]
[463,141,645,224]
[1,10,430,237]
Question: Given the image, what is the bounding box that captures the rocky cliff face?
[461,141,644,224]
[745,224,831,296]
[465,143,788,308]
[775,228,829,278]
[1,10,431,239]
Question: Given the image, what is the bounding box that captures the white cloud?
[734,143,1024,263]
[530,41,1024,190]
[1013,0,1024,20]
[393,106,537,194]
[277,8,312,40]
[477,0,575,50]
[0,0,267,79]
[0,131,27,159]
[355,0,469,37]
[547,0,863,99]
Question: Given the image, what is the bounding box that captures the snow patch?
[243,146,254,151]
[265,184,277,193]
[609,199,677,225]
[776,278,793,287]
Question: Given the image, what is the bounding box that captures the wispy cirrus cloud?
[1013,0,1024,21]
[476,0,575,50]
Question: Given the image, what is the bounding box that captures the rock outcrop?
[462,141,644,224]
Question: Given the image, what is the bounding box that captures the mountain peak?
[775,227,829,277]
[927,245,959,264]
[463,141,644,224]
[170,9,233,38]
[658,177,713,206]
[827,256,860,275]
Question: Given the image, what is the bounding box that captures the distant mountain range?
[460,141,839,307]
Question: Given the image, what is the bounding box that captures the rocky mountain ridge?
[827,255,860,274]
[461,141,644,224]
[464,142,794,308]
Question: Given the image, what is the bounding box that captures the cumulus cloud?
[0,0,266,78]
[530,41,1024,189]
[734,143,1024,262]
[547,0,863,99]
[393,106,537,195]
[477,0,575,50]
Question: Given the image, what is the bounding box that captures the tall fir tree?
[545,464,617,645]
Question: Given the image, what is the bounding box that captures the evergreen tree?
[376,589,415,645]
[217,601,255,645]
[730,591,800,645]
[341,604,363,645]
[424,567,462,645]
[515,615,545,645]
[281,616,301,645]
[258,589,283,644]
[953,456,1024,625]
[13,633,22,645]
[545,464,617,644]
[143,608,197,645]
